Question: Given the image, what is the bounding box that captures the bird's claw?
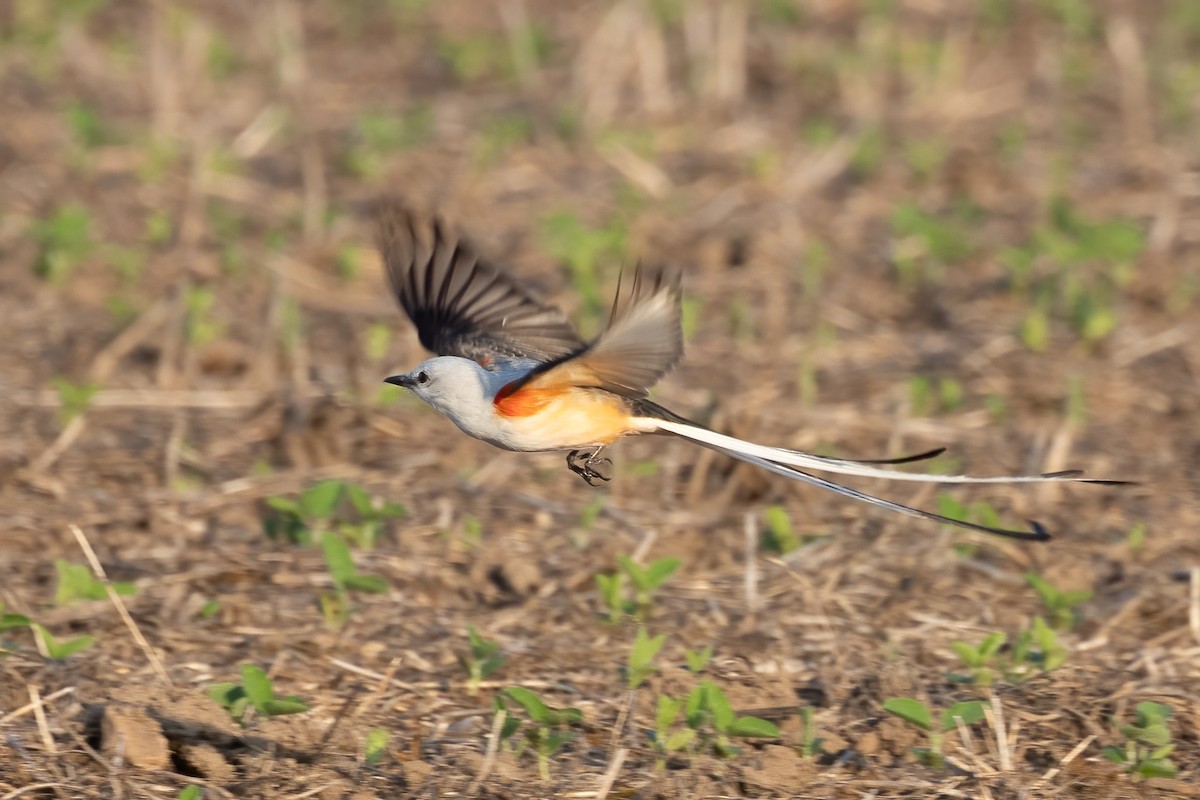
[567,449,613,486]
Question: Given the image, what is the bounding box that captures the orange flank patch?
[494,382,559,417]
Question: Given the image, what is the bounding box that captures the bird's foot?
[567,449,613,486]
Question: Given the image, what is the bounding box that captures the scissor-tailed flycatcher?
[379,204,1125,541]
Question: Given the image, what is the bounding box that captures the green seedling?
[344,108,433,178]
[461,516,483,547]
[850,124,884,178]
[626,627,666,689]
[1009,616,1069,678]
[1003,199,1143,349]
[264,479,404,547]
[1102,701,1178,780]
[279,296,303,355]
[761,506,803,554]
[904,137,948,183]
[935,495,1003,536]
[596,571,624,624]
[320,533,389,626]
[653,694,697,769]
[883,697,985,768]
[539,211,627,330]
[184,286,223,346]
[341,482,406,548]
[948,631,1006,687]
[475,113,533,166]
[0,603,31,632]
[51,377,99,426]
[798,706,826,759]
[684,680,780,758]
[54,559,136,605]
[908,375,966,416]
[439,34,506,82]
[1026,573,1091,631]
[597,555,680,622]
[178,786,202,800]
[363,322,391,362]
[1126,521,1146,554]
[619,555,679,617]
[144,209,173,247]
[65,102,114,151]
[30,205,93,284]
[578,497,604,530]
[684,644,713,674]
[461,625,505,695]
[207,664,308,725]
[363,727,390,767]
[499,686,583,781]
[32,624,93,660]
[265,479,344,545]
[198,598,221,620]
[890,201,975,287]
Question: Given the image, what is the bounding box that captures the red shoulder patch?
[494,381,556,417]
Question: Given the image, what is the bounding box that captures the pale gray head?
[384,356,491,416]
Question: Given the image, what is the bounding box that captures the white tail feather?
[649,418,1094,485]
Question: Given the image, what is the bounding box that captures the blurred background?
[1,1,1197,796]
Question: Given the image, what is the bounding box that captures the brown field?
[1,1,1198,797]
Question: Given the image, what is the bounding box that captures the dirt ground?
[1,1,1198,798]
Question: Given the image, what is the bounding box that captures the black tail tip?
[1027,520,1052,542]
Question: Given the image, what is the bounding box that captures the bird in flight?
[378,203,1124,542]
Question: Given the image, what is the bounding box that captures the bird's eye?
[416,371,429,385]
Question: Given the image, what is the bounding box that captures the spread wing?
[516,265,683,399]
[377,203,585,363]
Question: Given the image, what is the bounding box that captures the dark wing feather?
[515,264,684,399]
[376,203,585,363]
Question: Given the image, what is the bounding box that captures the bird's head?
[384,357,491,416]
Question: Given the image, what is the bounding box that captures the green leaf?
[300,480,344,520]
[240,664,275,708]
[685,644,714,673]
[629,627,666,670]
[207,683,244,709]
[702,681,735,732]
[322,533,356,586]
[1135,758,1178,779]
[615,555,646,589]
[0,609,31,632]
[1101,745,1128,764]
[344,483,374,517]
[627,627,666,688]
[364,726,389,766]
[664,728,696,751]
[950,640,982,667]
[54,560,103,604]
[1131,722,1172,748]
[33,624,93,660]
[941,701,986,731]
[1135,701,1172,727]
[265,496,301,516]
[685,685,706,728]
[504,686,556,725]
[344,574,389,594]
[1151,744,1176,759]
[728,716,780,738]
[178,786,202,800]
[261,697,309,716]
[978,631,1007,660]
[656,695,681,733]
[883,697,933,731]
[644,557,681,590]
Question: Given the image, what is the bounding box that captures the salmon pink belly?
[490,390,632,452]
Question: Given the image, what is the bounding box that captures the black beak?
[384,374,416,389]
